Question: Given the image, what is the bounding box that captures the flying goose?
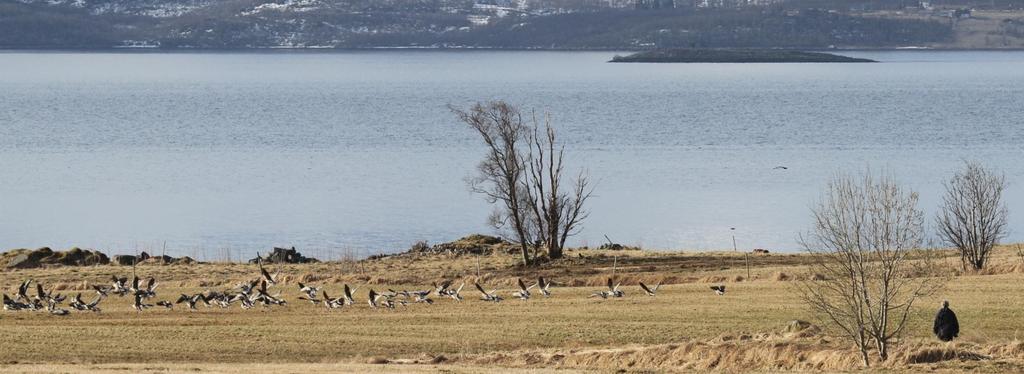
[176,294,207,310]
[133,293,153,311]
[16,279,32,302]
[343,284,358,306]
[537,277,552,297]
[47,304,69,316]
[156,300,174,309]
[81,294,103,312]
[639,281,662,296]
[590,278,624,299]
[130,276,141,294]
[135,277,158,299]
[433,280,452,297]
[320,290,344,309]
[710,285,726,295]
[298,282,320,299]
[235,294,255,310]
[258,258,279,285]
[92,284,110,298]
[368,289,395,309]
[34,283,48,304]
[34,283,65,311]
[69,293,91,311]
[448,282,465,302]
[252,281,286,307]
[413,292,434,304]
[474,282,503,303]
[368,289,379,308]
[110,276,130,296]
[3,293,28,311]
[512,278,534,300]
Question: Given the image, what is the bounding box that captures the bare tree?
[936,161,1009,271]
[453,101,592,264]
[796,171,939,367]
[452,101,534,266]
[524,116,593,260]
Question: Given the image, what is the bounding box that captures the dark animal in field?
[934,300,960,342]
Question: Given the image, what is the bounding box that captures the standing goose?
[639,281,662,296]
[710,285,726,296]
[474,282,503,303]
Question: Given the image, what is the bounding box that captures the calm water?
[1,50,1023,259]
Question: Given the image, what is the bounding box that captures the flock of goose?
[3,259,728,315]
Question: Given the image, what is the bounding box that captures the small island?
[610,49,876,63]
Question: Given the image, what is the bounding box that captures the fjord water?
[1,50,1023,258]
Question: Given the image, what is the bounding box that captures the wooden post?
[744,253,750,280]
[612,255,618,277]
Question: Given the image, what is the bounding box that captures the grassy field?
[2,246,1024,372]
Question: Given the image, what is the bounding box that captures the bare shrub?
[796,171,942,367]
[936,161,1009,271]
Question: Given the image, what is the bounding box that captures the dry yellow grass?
[2,246,1024,372]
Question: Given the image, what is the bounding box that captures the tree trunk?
[548,243,563,259]
[859,328,871,368]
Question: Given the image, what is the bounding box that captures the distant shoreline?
[3,47,1024,53]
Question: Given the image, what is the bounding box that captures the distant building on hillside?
[635,0,675,9]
